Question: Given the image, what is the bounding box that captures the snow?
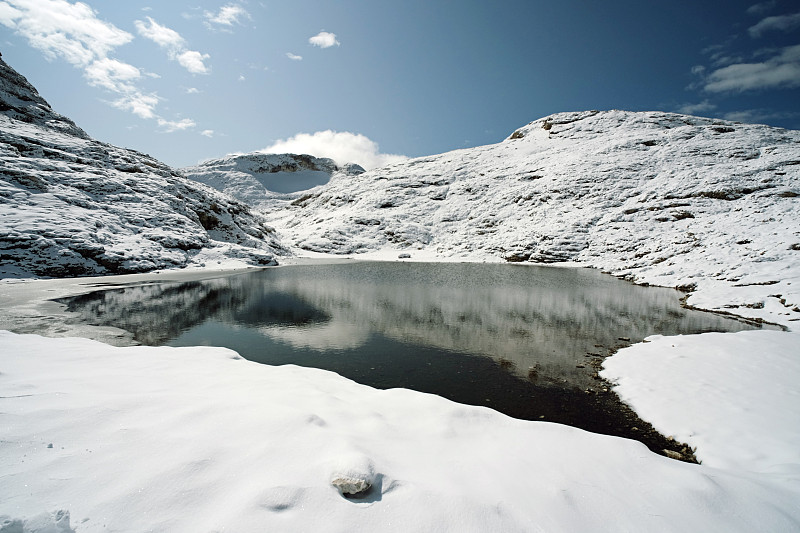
[2,330,800,532]
[601,330,800,474]
[181,152,364,210]
[2,54,800,531]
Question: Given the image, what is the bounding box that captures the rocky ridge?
[0,57,287,277]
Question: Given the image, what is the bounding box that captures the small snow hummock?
[0,509,75,533]
[329,453,376,496]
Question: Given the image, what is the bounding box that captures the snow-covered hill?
[268,110,800,325]
[182,152,364,210]
[0,57,287,278]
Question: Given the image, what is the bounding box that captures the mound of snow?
[0,57,288,278]
[182,152,364,210]
[602,330,800,473]
[269,110,800,326]
[2,330,799,532]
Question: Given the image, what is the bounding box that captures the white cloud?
[84,57,141,93]
[704,44,800,92]
[135,17,210,74]
[134,16,183,48]
[200,129,214,138]
[286,52,303,61]
[0,1,200,129]
[157,117,196,132]
[177,50,211,74]
[186,87,200,94]
[112,92,160,120]
[204,3,249,27]
[309,31,339,48]
[748,12,800,37]
[676,100,717,115]
[0,0,132,67]
[261,130,407,170]
[238,74,246,81]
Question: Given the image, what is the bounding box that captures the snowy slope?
[0,57,287,278]
[2,331,799,533]
[269,110,800,326]
[182,152,364,210]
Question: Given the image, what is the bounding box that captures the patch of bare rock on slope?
[0,57,287,278]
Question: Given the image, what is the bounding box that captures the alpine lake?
[58,261,769,461]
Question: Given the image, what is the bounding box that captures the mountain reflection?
[60,261,759,391]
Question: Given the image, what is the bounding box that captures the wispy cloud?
[748,12,800,37]
[204,3,249,29]
[83,57,141,93]
[676,100,717,115]
[722,108,800,123]
[0,0,196,130]
[112,92,160,120]
[157,117,196,132]
[176,50,210,74]
[309,31,339,48]
[134,15,182,48]
[135,17,210,74]
[0,0,132,66]
[200,129,214,138]
[261,130,406,170]
[747,1,777,16]
[704,44,800,92]
[286,52,303,61]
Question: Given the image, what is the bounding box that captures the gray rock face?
[0,57,287,278]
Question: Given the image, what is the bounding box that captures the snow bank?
[602,330,800,474]
[2,330,799,532]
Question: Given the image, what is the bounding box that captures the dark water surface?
[59,261,764,457]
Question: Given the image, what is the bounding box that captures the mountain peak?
[0,55,89,139]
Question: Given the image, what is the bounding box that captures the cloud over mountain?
[261,130,406,170]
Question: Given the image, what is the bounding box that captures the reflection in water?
[60,261,763,453]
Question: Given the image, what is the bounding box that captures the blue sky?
[1,0,799,168]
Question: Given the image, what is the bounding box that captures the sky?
[0,0,799,169]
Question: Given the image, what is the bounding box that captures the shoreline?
[1,254,789,345]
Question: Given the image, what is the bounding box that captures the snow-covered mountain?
[266,110,800,324]
[182,152,364,210]
[0,57,287,278]
[2,50,798,326]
